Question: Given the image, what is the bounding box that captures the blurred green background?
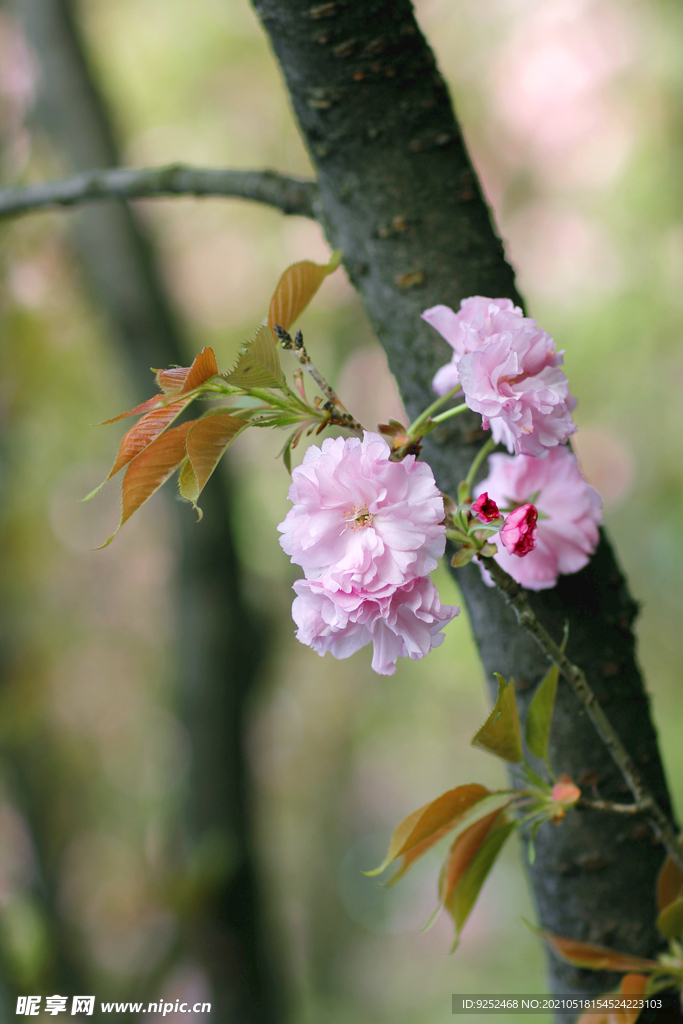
[0,0,681,1020]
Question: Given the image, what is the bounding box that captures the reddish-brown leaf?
[446,817,517,944]
[441,809,505,907]
[156,366,190,394]
[657,850,683,911]
[366,783,491,879]
[102,400,187,486]
[181,347,219,392]
[539,930,659,973]
[100,420,195,547]
[577,973,649,1024]
[100,394,167,425]
[267,251,342,333]
[87,348,220,502]
[179,413,249,507]
[104,348,219,423]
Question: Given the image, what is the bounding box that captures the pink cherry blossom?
[425,297,577,456]
[277,432,446,593]
[476,446,602,590]
[500,504,538,556]
[423,297,524,395]
[291,576,459,676]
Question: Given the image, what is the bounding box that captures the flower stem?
[483,554,683,874]
[274,326,364,436]
[429,402,469,426]
[465,436,496,493]
[406,384,462,437]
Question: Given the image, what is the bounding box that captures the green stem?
[465,436,496,493]
[406,384,461,437]
[429,402,468,425]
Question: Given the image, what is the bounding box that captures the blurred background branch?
[0,165,318,220]
[2,0,283,1018]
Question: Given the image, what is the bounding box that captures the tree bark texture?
[251,0,677,1006]
[9,0,282,1019]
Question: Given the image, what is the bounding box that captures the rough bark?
[250,0,677,1006]
[9,0,282,1019]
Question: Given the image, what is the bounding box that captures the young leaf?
[657,848,683,911]
[179,412,249,509]
[440,808,506,906]
[225,325,286,390]
[99,393,168,424]
[85,399,188,500]
[526,663,559,763]
[104,347,219,423]
[451,547,475,568]
[99,420,195,547]
[87,348,221,501]
[267,250,342,333]
[472,674,524,763]
[446,817,517,947]
[364,783,491,879]
[656,896,683,939]
[577,974,649,1024]
[528,924,659,972]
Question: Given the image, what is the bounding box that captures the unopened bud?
[551,775,581,820]
[471,492,501,523]
[500,504,538,556]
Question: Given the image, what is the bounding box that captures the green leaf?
[525,665,559,762]
[225,325,286,390]
[527,817,545,866]
[447,819,517,947]
[451,547,475,568]
[526,628,568,763]
[457,481,470,504]
[472,674,524,763]
[279,429,298,474]
[657,897,683,939]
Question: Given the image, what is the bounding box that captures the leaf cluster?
[370,667,579,947]
[86,252,344,543]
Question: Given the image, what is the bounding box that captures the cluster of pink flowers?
[476,446,602,590]
[278,432,459,675]
[424,297,577,457]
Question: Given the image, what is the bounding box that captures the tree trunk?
[251,0,676,1006]
[9,0,283,1018]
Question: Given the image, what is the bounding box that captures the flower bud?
[500,504,538,557]
[550,775,581,821]
[471,492,500,523]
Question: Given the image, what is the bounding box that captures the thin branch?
[274,326,364,436]
[483,554,683,874]
[578,798,651,815]
[0,164,319,220]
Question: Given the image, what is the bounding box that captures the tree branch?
[578,798,651,815]
[0,164,319,220]
[483,554,683,874]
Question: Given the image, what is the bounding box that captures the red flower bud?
[500,503,538,556]
[471,492,501,523]
[550,775,581,821]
